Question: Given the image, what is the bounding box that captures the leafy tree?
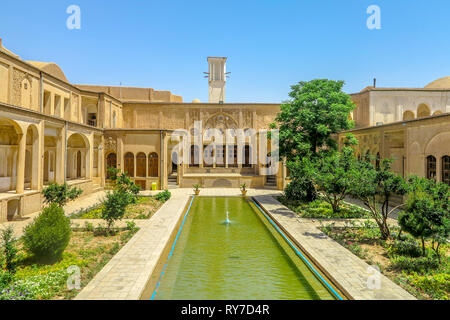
[23,204,71,262]
[350,158,408,240]
[101,169,140,232]
[273,79,355,201]
[42,183,82,207]
[1,226,18,274]
[398,177,449,260]
[314,145,358,213]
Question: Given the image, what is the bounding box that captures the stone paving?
[253,195,415,300]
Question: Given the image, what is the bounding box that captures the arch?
[403,111,415,121]
[136,152,146,177]
[425,132,450,155]
[106,153,117,179]
[67,133,89,180]
[124,152,135,177]
[426,155,437,181]
[204,113,238,132]
[417,104,431,118]
[442,156,450,186]
[148,152,158,177]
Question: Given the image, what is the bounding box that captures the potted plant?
[193,184,201,195]
[240,183,247,196]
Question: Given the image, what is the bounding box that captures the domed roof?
[425,76,450,89]
[26,61,69,83]
[192,99,201,103]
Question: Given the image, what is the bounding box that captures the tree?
[273,79,355,201]
[314,145,358,213]
[42,183,82,207]
[101,169,140,232]
[398,177,449,260]
[350,158,408,240]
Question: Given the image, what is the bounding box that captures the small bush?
[23,204,71,262]
[0,271,13,290]
[42,183,82,207]
[387,239,422,258]
[1,226,18,274]
[155,190,171,203]
[389,256,440,273]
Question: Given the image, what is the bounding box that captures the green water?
[153,197,336,300]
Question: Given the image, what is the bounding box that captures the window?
[228,145,238,167]
[442,156,450,186]
[426,155,436,181]
[148,153,158,177]
[243,145,252,168]
[136,153,146,177]
[124,152,134,177]
[190,145,200,167]
[216,145,225,167]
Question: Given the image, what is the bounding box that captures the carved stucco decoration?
[12,68,32,107]
[104,136,117,153]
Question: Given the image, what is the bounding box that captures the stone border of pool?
[253,195,416,300]
[75,192,191,300]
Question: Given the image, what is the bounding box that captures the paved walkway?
[0,191,106,238]
[253,195,415,300]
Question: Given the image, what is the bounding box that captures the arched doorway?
[106,153,117,179]
[124,152,134,177]
[136,152,146,177]
[67,133,89,180]
[148,153,158,177]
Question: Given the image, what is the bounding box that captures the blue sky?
[1,0,449,102]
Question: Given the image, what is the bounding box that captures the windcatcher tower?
[205,57,228,103]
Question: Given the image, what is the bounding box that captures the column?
[55,128,66,184]
[16,133,26,194]
[117,135,124,171]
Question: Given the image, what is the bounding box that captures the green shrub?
[0,271,13,290]
[389,255,440,273]
[406,273,450,300]
[101,190,129,231]
[42,183,82,207]
[1,226,18,274]
[387,239,422,258]
[23,204,71,262]
[155,190,171,203]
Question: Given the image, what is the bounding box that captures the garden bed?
[0,226,139,300]
[320,223,449,300]
[69,196,163,220]
[278,196,371,219]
